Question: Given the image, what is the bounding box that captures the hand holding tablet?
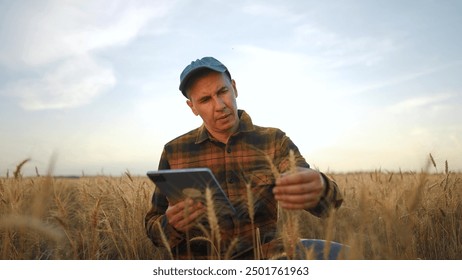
[147,168,236,231]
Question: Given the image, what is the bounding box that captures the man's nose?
[213,96,226,110]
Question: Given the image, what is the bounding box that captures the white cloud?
[389,93,454,114]
[343,61,462,97]
[5,55,115,110]
[242,3,302,22]
[293,24,397,69]
[0,0,169,67]
[60,2,169,59]
[0,0,172,110]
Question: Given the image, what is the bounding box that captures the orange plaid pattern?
[145,110,343,259]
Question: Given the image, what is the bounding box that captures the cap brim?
[179,65,227,94]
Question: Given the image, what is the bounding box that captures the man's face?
[186,71,239,141]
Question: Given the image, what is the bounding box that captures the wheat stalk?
[190,236,220,257]
[0,214,64,242]
[429,153,437,171]
[224,237,240,260]
[13,158,30,179]
[266,154,280,178]
[156,221,173,260]
[245,182,261,259]
[88,197,102,259]
[205,187,221,259]
[278,150,302,259]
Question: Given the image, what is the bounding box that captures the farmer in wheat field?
[145,57,344,259]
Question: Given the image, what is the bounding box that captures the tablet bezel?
[146,167,236,214]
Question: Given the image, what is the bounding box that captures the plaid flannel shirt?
[145,110,343,259]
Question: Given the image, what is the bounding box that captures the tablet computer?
[146,168,236,221]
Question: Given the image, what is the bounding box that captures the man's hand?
[273,167,325,210]
[166,198,205,232]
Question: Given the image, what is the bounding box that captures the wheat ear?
[205,188,221,258]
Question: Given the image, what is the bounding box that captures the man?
[145,57,343,259]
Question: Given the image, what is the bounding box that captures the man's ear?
[231,79,238,98]
[186,99,199,116]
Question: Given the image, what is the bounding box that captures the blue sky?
[1,0,461,176]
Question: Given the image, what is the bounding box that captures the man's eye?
[199,97,210,103]
[218,88,228,95]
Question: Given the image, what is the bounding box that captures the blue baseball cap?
[179,57,231,97]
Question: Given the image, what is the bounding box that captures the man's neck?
[207,122,240,144]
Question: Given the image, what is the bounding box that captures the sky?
[0,0,461,176]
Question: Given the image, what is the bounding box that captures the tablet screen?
[146,168,236,226]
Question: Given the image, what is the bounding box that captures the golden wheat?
[1,157,461,259]
[278,150,303,259]
[245,182,260,259]
[205,187,221,259]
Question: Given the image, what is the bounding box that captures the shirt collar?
[195,109,255,144]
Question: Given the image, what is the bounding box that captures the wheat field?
[1,159,461,260]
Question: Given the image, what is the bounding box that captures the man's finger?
[167,201,205,232]
[276,168,320,186]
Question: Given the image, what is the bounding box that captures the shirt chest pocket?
[244,171,278,221]
[249,171,275,188]
[247,170,276,205]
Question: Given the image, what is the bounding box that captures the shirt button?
[228,178,234,184]
[227,147,232,153]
